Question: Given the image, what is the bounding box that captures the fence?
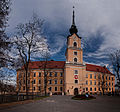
[0,94,46,104]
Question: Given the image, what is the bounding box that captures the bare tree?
[40,49,51,96]
[11,13,48,99]
[110,50,120,89]
[0,0,11,68]
[97,66,109,95]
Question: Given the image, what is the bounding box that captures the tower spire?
[72,6,75,25]
[69,6,78,35]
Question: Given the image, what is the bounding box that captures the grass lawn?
[34,96,49,100]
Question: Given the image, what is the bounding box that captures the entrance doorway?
[74,88,78,95]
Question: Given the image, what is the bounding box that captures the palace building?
[16,9,115,95]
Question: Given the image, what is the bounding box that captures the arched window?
[74,58,77,62]
[73,42,77,47]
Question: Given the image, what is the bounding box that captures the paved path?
[0,95,120,112]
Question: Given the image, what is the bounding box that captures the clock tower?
[64,7,86,95]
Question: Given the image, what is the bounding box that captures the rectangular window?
[49,72,52,77]
[23,86,25,90]
[90,74,92,79]
[33,87,35,91]
[49,80,52,84]
[109,88,111,91]
[99,88,100,91]
[112,77,114,81]
[90,87,92,91]
[106,82,107,86]
[74,70,78,74]
[33,79,36,84]
[55,87,57,91]
[90,80,92,85]
[98,82,100,85]
[39,72,41,77]
[23,80,25,84]
[112,83,113,86]
[74,51,77,55]
[94,75,96,79]
[109,82,111,86]
[106,76,107,80]
[34,72,36,77]
[109,76,110,80]
[60,80,63,84]
[28,72,30,77]
[86,80,88,85]
[39,79,41,84]
[55,72,57,77]
[94,88,96,91]
[60,87,62,91]
[49,87,52,91]
[86,87,88,91]
[86,74,88,78]
[94,81,96,85]
[55,79,57,84]
[39,86,41,91]
[75,80,78,84]
[60,73,63,77]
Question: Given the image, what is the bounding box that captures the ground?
[0,95,120,112]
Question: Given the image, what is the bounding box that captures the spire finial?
[72,6,75,25]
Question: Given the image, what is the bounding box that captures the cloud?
[7,0,120,64]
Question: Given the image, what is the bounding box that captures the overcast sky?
[7,0,120,67]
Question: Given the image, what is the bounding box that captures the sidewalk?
[0,100,34,110]
[0,96,49,110]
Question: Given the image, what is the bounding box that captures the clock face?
[73,36,76,40]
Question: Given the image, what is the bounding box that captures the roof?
[86,64,113,75]
[21,61,65,70]
[19,61,113,75]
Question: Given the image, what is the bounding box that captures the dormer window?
[74,58,77,62]
[73,42,77,47]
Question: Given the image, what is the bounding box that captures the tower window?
[75,80,78,84]
[74,70,78,74]
[73,42,77,47]
[74,58,77,62]
[74,51,77,55]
